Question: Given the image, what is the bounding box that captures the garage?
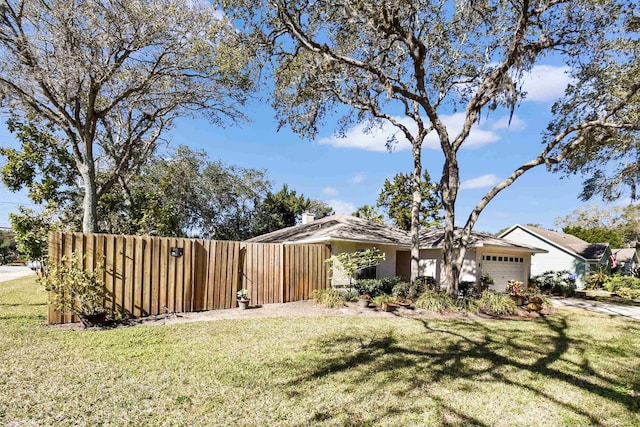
[481,254,526,292]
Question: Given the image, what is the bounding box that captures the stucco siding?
[329,241,397,289]
[419,248,477,286]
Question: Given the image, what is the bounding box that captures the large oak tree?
[226,0,640,294]
[0,0,255,232]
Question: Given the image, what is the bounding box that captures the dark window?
[492,256,497,261]
[509,257,514,262]
[498,256,503,261]
[356,265,376,280]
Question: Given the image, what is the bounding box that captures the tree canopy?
[352,205,384,224]
[555,204,640,248]
[377,171,443,231]
[224,0,640,293]
[0,0,256,232]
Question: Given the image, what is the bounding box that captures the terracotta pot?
[237,299,250,310]
[357,299,370,308]
[380,301,397,312]
[527,302,543,311]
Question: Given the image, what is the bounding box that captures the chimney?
[301,211,315,225]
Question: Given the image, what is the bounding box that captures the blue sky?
[0,63,626,233]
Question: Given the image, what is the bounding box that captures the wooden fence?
[47,232,331,324]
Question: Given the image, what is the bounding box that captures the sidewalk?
[0,265,36,283]
[552,296,640,321]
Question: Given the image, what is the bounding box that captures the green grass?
[1,277,640,426]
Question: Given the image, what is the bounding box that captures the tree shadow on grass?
[285,314,639,425]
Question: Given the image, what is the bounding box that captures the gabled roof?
[611,248,640,263]
[500,224,609,261]
[246,214,410,246]
[419,229,547,253]
[248,215,545,253]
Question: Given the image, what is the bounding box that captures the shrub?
[40,253,107,317]
[584,266,608,290]
[371,294,398,306]
[616,287,640,300]
[415,292,458,313]
[459,280,478,298]
[416,276,441,292]
[456,296,479,314]
[311,289,346,308]
[477,292,517,315]
[604,276,640,293]
[391,279,429,300]
[354,276,401,297]
[531,270,576,296]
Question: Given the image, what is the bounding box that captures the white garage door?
[481,254,526,292]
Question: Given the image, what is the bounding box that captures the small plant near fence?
[40,252,108,327]
[312,289,347,308]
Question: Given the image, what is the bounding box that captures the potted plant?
[527,295,544,311]
[237,289,250,310]
[41,253,108,328]
[357,294,372,308]
[506,280,525,306]
[373,294,398,312]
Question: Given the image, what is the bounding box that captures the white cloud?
[322,186,339,196]
[460,174,500,190]
[327,199,356,215]
[351,173,367,184]
[521,65,571,102]
[318,112,505,152]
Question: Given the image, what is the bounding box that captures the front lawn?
[1,277,639,426]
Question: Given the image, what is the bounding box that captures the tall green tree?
[377,171,443,231]
[225,0,639,294]
[252,185,333,236]
[352,205,384,224]
[0,0,255,232]
[562,226,624,248]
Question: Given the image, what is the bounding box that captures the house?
[611,248,640,275]
[248,214,545,292]
[499,224,612,288]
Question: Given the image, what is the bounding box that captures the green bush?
[477,292,517,315]
[456,296,479,314]
[616,287,640,300]
[371,294,398,306]
[416,276,440,292]
[415,292,458,313]
[354,276,401,297]
[391,279,429,300]
[458,281,477,298]
[311,289,346,308]
[530,270,576,296]
[604,276,640,293]
[40,253,107,317]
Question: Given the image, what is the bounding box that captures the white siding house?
[499,225,611,288]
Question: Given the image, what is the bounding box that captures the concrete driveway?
[0,265,36,283]
[552,297,640,321]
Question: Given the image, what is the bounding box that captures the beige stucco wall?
[328,241,398,289]
[418,248,478,288]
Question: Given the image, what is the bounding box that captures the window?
[356,265,376,280]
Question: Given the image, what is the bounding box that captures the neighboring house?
[611,248,640,275]
[248,214,545,292]
[499,224,612,288]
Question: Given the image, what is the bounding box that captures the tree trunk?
[441,157,461,295]
[410,144,422,284]
[79,164,99,233]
